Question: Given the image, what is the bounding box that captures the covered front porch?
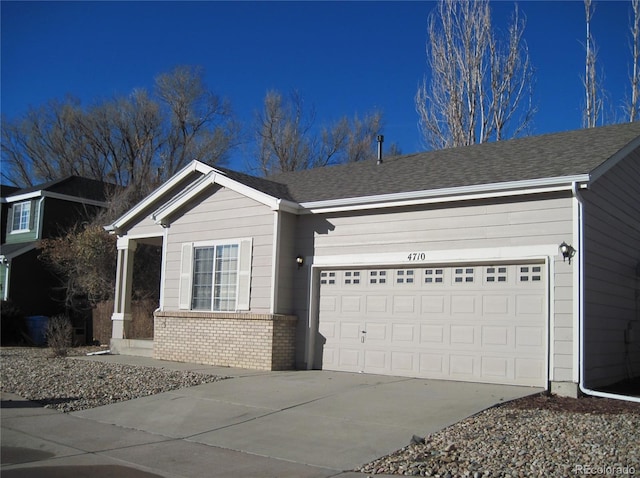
[109,234,297,370]
[110,235,162,356]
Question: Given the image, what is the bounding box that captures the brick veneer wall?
[153,311,297,370]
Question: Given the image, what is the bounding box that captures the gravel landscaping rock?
[0,347,227,413]
[357,393,640,477]
[2,347,639,477]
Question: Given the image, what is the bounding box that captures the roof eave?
[589,134,640,183]
[106,160,212,234]
[298,175,590,214]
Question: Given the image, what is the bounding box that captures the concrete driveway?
[2,355,541,477]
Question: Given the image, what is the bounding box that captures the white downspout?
[574,181,640,403]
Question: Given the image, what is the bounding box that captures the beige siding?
[582,152,640,387]
[275,212,298,315]
[295,194,576,377]
[126,215,162,237]
[300,197,573,256]
[163,187,275,313]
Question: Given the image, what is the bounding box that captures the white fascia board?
[299,175,590,214]
[589,135,640,183]
[152,171,215,225]
[151,167,299,226]
[212,173,288,211]
[4,191,43,202]
[5,191,107,208]
[105,160,213,233]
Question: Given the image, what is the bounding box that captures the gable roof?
[4,176,114,205]
[108,123,640,233]
[267,122,640,204]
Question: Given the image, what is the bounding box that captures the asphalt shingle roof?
[264,122,640,203]
[8,176,115,203]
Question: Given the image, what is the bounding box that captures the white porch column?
[111,237,137,339]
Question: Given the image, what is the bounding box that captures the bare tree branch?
[254,90,385,176]
[625,0,640,121]
[415,0,535,150]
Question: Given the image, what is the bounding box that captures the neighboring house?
[105,123,640,398]
[0,176,111,320]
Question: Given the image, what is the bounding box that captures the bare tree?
[1,65,240,190]
[582,0,604,128]
[625,0,640,121]
[256,90,315,175]
[255,90,388,176]
[415,0,535,150]
[155,65,241,177]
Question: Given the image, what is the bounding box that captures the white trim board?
[311,244,560,268]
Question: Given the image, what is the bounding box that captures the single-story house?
[106,122,640,398]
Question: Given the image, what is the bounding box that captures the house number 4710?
[407,252,426,261]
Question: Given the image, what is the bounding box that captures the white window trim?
[179,238,252,312]
[10,201,31,233]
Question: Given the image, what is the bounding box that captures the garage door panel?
[451,325,476,345]
[339,321,361,340]
[322,347,337,367]
[391,323,415,342]
[341,296,362,313]
[366,295,388,313]
[419,353,446,373]
[516,295,544,315]
[451,295,477,314]
[393,296,417,314]
[420,324,445,344]
[481,356,512,380]
[481,326,512,348]
[364,322,388,341]
[482,295,511,315]
[319,263,547,387]
[319,295,337,312]
[515,326,544,347]
[450,355,475,376]
[318,321,336,339]
[391,351,414,371]
[338,348,360,367]
[421,295,447,314]
[364,349,388,371]
[515,358,545,383]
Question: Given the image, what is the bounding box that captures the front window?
[11,202,31,232]
[191,244,239,311]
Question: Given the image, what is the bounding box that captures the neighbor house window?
[191,244,239,311]
[11,202,31,232]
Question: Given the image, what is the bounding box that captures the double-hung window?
[179,239,252,312]
[11,202,31,232]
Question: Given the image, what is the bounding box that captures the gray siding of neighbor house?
[293,194,576,378]
[581,152,640,388]
[162,187,275,313]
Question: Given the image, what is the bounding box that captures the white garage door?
[318,264,547,386]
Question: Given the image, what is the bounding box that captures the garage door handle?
[361,330,366,343]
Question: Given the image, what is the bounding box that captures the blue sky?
[1,1,635,172]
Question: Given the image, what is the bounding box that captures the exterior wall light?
[296,255,304,268]
[559,242,576,264]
